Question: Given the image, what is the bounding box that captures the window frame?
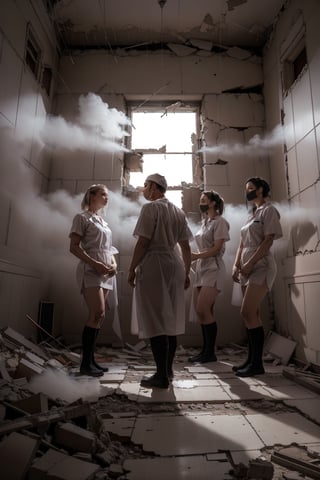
[125,101,200,192]
[25,24,43,81]
[280,17,307,93]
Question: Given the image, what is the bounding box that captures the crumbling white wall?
[0,0,58,338]
[0,1,279,347]
[201,94,268,203]
[3,0,319,361]
[264,0,320,364]
[53,49,268,346]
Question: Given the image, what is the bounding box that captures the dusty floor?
[1,331,320,479]
[92,347,320,479]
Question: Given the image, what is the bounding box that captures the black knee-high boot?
[232,328,251,372]
[188,324,207,363]
[80,326,104,377]
[198,322,218,363]
[167,335,177,379]
[140,335,169,389]
[92,329,109,372]
[236,326,265,377]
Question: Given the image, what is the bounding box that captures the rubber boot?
[188,324,207,363]
[92,329,109,372]
[232,328,251,372]
[198,322,218,363]
[80,326,104,377]
[167,335,177,380]
[140,335,169,389]
[236,326,265,377]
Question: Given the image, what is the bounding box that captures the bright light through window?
[129,111,196,193]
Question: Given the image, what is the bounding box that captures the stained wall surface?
[0,0,319,363]
[0,0,58,337]
[263,0,320,364]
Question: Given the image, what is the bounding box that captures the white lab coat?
[131,198,192,339]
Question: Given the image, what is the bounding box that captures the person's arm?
[241,234,275,277]
[127,235,151,287]
[191,238,225,261]
[69,233,112,276]
[178,239,191,289]
[232,239,243,282]
[107,254,118,277]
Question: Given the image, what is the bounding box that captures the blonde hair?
[81,184,108,210]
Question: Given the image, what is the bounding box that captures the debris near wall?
[230,457,274,479]
[0,326,130,479]
[264,331,297,366]
[283,365,320,396]
[1,326,320,480]
[271,445,320,479]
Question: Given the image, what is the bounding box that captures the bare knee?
[240,304,252,320]
[241,305,259,326]
[93,309,105,327]
[195,305,213,322]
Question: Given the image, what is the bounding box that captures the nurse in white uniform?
[232,177,282,377]
[128,174,191,389]
[189,190,230,364]
[69,184,118,377]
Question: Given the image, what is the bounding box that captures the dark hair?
[246,177,270,198]
[202,190,225,215]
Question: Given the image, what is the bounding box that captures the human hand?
[240,262,253,277]
[105,265,117,277]
[232,265,240,283]
[94,261,112,276]
[191,252,198,262]
[128,269,136,287]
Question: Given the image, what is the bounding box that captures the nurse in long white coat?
[128,174,191,389]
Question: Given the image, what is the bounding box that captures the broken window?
[41,65,53,97]
[25,25,42,81]
[280,18,307,92]
[126,102,198,207]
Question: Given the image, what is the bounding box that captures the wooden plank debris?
[2,326,49,360]
[271,449,320,479]
[0,402,92,436]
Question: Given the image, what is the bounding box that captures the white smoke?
[200,125,285,157]
[29,368,102,403]
[16,92,131,153]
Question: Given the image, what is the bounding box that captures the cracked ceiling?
[50,0,287,54]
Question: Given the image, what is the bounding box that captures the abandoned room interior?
[0,0,320,478]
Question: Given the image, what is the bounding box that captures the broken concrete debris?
[0,325,320,479]
[230,458,274,479]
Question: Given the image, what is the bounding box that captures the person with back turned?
[232,177,282,377]
[128,173,192,389]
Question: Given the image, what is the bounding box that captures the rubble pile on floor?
[0,326,320,480]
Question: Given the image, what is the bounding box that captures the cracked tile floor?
[79,349,320,479]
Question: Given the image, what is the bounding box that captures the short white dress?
[193,215,230,291]
[69,211,118,292]
[239,202,282,290]
[131,198,192,339]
